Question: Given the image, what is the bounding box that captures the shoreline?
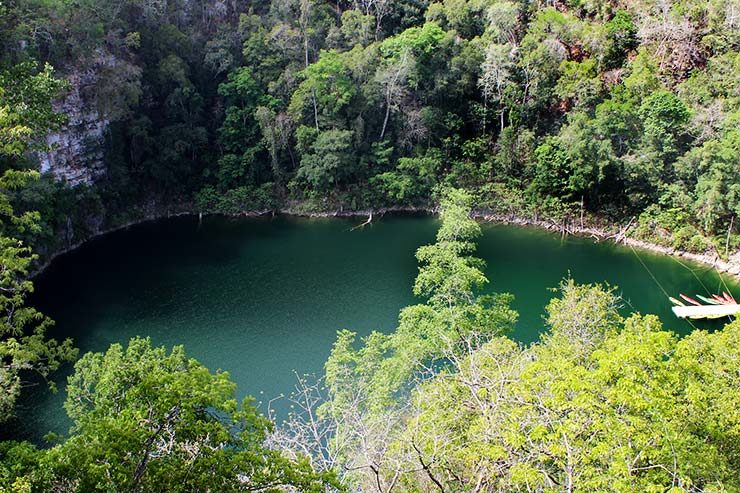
[35,206,740,283]
[474,212,740,282]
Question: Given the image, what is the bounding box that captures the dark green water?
[6,215,738,443]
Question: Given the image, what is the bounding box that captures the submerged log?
[350,212,373,231]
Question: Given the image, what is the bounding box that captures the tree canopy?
[1,337,340,492]
[0,0,737,255]
[271,189,740,493]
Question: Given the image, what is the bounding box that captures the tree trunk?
[132,405,181,491]
[726,216,735,258]
[312,89,320,131]
[304,34,320,132]
[482,93,487,135]
[380,95,391,140]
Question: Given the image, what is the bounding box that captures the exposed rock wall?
[34,0,239,185]
[35,54,115,185]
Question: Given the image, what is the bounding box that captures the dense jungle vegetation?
[0,0,739,490]
[0,0,738,255]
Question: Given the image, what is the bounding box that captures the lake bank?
[35,204,740,283]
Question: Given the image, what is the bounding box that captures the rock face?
[727,252,740,277]
[35,55,113,185]
[34,0,236,186]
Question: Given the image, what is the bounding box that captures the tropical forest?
[0,0,739,491]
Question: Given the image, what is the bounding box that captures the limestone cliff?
[34,53,120,185]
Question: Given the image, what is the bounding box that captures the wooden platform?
[672,304,740,320]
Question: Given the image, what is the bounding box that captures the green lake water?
[5,214,738,443]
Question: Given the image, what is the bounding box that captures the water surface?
[7,214,738,442]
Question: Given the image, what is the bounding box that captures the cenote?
[7,214,739,443]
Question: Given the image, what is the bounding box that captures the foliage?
[289,50,357,130]
[195,183,276,214]
[369,152,441,205]
[295,129,357,195]
[1,0,737,257]
[603,9,638,69]
[273,194,740,492]
[0,62,67,155]
[0,60,76,424]
[0,337,340,491]
[0,233,77,423]
[398,300,740,492]
[313,189,516,489]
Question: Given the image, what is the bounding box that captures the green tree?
[593,87,640,157]
[318,189,516,490]
[603,10,638,69]
[0,61,76,423]
[638,90,691,165]
[213,67,269,189]
[518,8,584,115]
[370,152,441,205]
[295,129,356,195]
[555,59,604,109]
[0,222,77,422]
[289,50,357,131]
[0,62,66,164]
[339,10,375,48]
[675,129,740,235]
[1,338,340,491]
[394,283,740,491]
